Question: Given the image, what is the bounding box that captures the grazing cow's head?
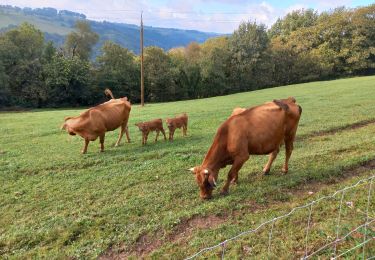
[165,118,174,129]
[189,166,217,200]
[61,117,76,135]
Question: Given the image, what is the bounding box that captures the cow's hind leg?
[125,125,131,143]
[99,134,105,152]
[221,154,249,195]
[115,125,125,147]
[81,138,89,154]
[282,140,293,174]
[155,130,160,142]
[263,147,280,175]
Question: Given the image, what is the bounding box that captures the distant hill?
[0,5,221,56]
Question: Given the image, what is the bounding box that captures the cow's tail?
[104,88,115,99]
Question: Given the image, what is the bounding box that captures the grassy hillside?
[0,5,220,55]
[1,76,375,258]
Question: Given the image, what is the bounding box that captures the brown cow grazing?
[165,113,188,141]
[61,90,131,154]
[135,119,167,145]
[189,97,302,199]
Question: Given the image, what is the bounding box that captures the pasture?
[1,76,375,258]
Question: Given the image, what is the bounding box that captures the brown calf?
[61,90,131,154]
[165,113,188,141]
[190,97,302,199]
[135,118,167,145]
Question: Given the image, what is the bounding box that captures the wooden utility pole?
[140,11,145,107]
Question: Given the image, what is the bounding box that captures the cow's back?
[225,103,288,155]
[94,99,131,131]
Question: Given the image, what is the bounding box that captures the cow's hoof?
[220,190,229,196]
[281,168,288,174]
[263,169,270,175]
[230,179,238,185]
[100,150,104,153]
[81,151,87,154]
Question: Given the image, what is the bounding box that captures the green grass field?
[1,76,375,259]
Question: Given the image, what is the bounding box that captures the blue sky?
[2,0,373,33]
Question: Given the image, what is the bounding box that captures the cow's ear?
[188,167,195,174]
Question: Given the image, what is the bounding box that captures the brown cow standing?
[135,119,167,145]
[190,97,302,199]
[165,113,188,141]
[61,90,131,154]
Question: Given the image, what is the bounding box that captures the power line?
[71,8,265,15]
[87,16,247,23]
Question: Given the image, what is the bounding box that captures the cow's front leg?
[169,129,174,141]
[81,138,89,154]
[263,148,280,175]
[221,154,249,195]
[99,134,105,152]
[161,128,167,140]
[155,130,160,142]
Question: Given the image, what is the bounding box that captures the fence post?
[333,191,345,257]
[268,219,276,258]
[304,204,313,258]
[362,178,373,259]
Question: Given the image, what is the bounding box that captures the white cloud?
[0,0,365,33]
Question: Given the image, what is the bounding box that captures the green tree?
[144,46,176,102]
[199,37,231,97]
[95,41,140,102]
[168,47,189,100]
[44,55,91,106]
[65,21,99,60]
[229,21,269,91]
[0,22,47,107]
[0,61,10,107]
[269,9,318,38]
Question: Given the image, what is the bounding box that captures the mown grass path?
[1,76,375,258]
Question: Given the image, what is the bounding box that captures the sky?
[2,0,373,33]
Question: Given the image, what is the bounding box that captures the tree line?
[0,4,374,108]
